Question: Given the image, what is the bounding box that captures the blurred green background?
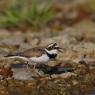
[0,0,94,31]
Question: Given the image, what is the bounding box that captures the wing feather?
[16,47,46,58]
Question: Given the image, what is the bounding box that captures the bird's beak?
[58,47,64,53]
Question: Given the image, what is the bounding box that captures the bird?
[5,43,63,70]
[5,43,63,63]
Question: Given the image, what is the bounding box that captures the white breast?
[29,54,49,63]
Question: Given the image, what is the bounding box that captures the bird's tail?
[4,52,19,57]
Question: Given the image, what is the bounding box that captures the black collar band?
[46,53,57,59]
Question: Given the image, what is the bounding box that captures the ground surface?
[0,0,95,95]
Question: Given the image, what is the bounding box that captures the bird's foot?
[25,61,31,71]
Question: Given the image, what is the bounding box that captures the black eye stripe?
[53,43,57,47]
[47,47,59,50]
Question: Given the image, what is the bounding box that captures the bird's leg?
[26,61,30,70]
[33,63,36,70]
[34,69,42,77]
[26,61,42,77]
[32,63,43,77]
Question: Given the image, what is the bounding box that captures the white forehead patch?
[47,43,54,48]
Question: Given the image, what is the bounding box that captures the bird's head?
[45,43,63,55]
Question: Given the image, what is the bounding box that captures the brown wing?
[16,47,46,58]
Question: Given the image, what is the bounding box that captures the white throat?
[45,49,58,54]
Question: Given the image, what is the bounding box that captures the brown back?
[17,47,46,58]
